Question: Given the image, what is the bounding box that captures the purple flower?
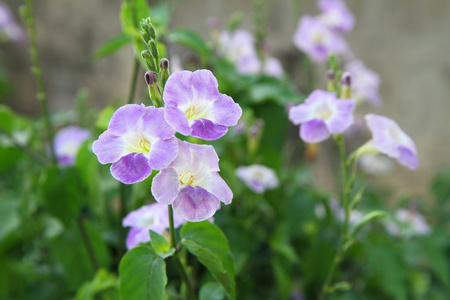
[235,164,279,193]
[317,0,355,33]
[0,3,25,42]
[263,57,284,78]
[364,114,419,170]
[293,15,351,63]
[92,104,178,184]
[289,90,356,143]
[219,29,260,75]
[384,208,431,238]
[345,60,382,106]
[53,126,91,166]
[152,140,232,222]
[163,69,242,140]
[122,202,186,250]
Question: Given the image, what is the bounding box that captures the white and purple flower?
[364,114,419,170]
[345,60,382,106]
[384,208,431,238]
[151,140,233,222]
[293,15,351,63]
[122,202,186,250]
[163,69,242,140]
[289,90,356,143]
[0,3,25,43]
[235,164,279,194]
[317,0,355,33]
[53,126,91,166]
[92,104,178,184]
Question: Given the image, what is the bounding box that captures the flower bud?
[340,72,352,99]
[159,58,170,88]
[148,40,159,62]
[144,71,163,108]
[141,50,156,71]
[140,17,156,40]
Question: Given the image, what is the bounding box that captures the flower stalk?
[22,0,57,165]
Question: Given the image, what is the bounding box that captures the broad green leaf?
[168,29,211,57]
[0,105,14,133]
[181,221,235,300]
[120,0,150,36]
[96,105,117,130]
[199,282,226,300]
[92,33,134,60]
[119,246,167,300]
[150,230,175,259]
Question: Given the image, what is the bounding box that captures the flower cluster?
[93,69,242,222]
[218,29,283,77]
[383,208,431,238]
[293,0,353,63]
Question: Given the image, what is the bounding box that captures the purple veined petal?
[301,119,331,143]
[190,119,229,140]
[164,105,192,136]
[54,126,91,166]
[289,103,314,124]
[92,131,126,164]
[209,94,242,126]
[201,172,233,205]
[190,69,220,101]
[110,153,152,184]
[163,71,195,107]
[151,167,180,205]
[172,185,221,222]
[139,107,175,141]
[397,146,419,170]
[122,202,167,228]
[148,137,178,170]
[107,104,146,136]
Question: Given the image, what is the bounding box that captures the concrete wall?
[4,0,450,197]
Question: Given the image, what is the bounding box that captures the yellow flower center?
[179,170,195,186]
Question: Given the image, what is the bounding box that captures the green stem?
[23,0,57,165]
[126,58,140,105]
[78,214,100,272]
[168,205,197,300]
[318,135,352,300]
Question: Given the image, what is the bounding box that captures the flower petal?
[148,137,178,170]
[164,105,192,136]
[190,119,228,140]
[92,131,126,164]
[327,100,355,133]
[301,119,330,143]
[397,145,419,170]
[209,94,242,126]
[152,167,180,205]
[163,71,194,107]
[190,69,220,100]
[172,185,221,222]
[289,103,314,124]
[107,104,146,136]
[140,106,175,141]
[126,227,150,250]
[110,153,152,184]
[202,172,233,205]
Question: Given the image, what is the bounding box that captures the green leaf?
[92,33,134,60]
[96,105,117,130]
[75,269,119,300]
[181,221,235,300]
[168,29,211,57]
[120,0,150,36]
[39,166,85,226]
[149,230,175,259]
[199,282,226,300]
[0,195,21,241]
[350,210,386,237]
[119,246,167,300]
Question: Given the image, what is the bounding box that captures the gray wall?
[5,0,450,198]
